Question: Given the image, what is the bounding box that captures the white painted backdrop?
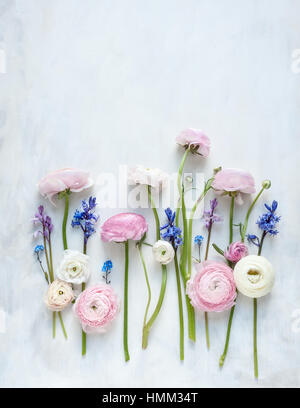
[0,0,299,388]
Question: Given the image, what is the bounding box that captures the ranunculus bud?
[233,255,275,298]
[224,241,248,263]
[262,179,271,189]
[176,128,210,157]
[44,279,74,311]
[152,240,175,265]
[101,213,148,242]
[56,250,91,284]
[128,165,168,190]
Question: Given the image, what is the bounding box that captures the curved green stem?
[204,224,212,349]
[205,312,210,350]
[43,235,56,338]
[124,241,130,362]
[81,241,87,356]
[219,304,236,367]
[58,311,67,339]
[142,187,168,348]
[241,186,266,242]
[174,252,184,360]
[175,148,190,226]
[62,192,69,250]
[52,311,56,338]
[139,245,152,349]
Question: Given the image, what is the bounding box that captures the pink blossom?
[186,261,236,312]
[224,241,249,263]
[212,168,256,195]
[101,213,148,242]
[176,128,210,157]
[74,285,119,333]
[38,168,93,203]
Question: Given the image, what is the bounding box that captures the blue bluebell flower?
[72,196,99,244]
[102,260,113,284]
[194,235,204,245]
[32,206,53,240]
[160,208,183,248]
[34,244,44,254]
[256,200,280,235]
[247,234,260,247]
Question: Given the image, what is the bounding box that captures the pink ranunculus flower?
[212,168,255,204]
[74,285,119,333]
[224,241,249,263]
[38,168,93,203]
[101,213,148,242]
[176,128,210,157]
[186,261,236,312]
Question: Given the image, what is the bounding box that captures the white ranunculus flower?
[128,165,168,190]
[152,240,175,265]
[44,279,74,311]
[56,249,91,284]
[233,255,275,298]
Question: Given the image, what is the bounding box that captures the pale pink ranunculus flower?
[74,285,119,333]
[212,168,255,204]
[44,279,74,312]
[101,213,148,242]
[186,261,236,312]
[176,128,210,157]
[38,168,93,203]
[224,241,248,263]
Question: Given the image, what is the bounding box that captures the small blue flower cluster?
[257,200,280,235]
[102,260,113,284]
[160,208,183,248]
[34,245,44,254]
[72,196,99,243]
[194,235,204,245]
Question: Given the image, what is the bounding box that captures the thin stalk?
[62,192,69,250]
[253,298,258,378]
[43,234,56,338]
[139,246,152,349]
[174,252,184,360]
[124,241,130,362]
[175,147,190,226]
[204,223,212,350]
[48,234,54,282]
[58,312,67,339]
[219,195,235,367]
[241,186,266,242]
[81,240,87,356]
[142,187,168,349]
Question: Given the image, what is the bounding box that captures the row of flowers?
[33,129,280,378]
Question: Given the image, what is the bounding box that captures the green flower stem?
[142,186,167,348]
[219,195,235,367]
[139,245,152,349]
[48,235,54,283]
[43,234,56,338]
[253,231,266,378]
[58,312,67,339]
[204,224,212,350]
[229,195,235,244]
[174,252,184,361]
[175,147,190,226]
[62,192,70,250]
[124,240,130,362]
[81,241,87,356]
[253,298,258,379]
[241,185,266,242]
[53,311,56,338]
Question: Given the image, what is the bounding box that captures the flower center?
[72,267,77,272]
[91,305,97,310]
[161,250,166,256]
[247,269,261,284]
[58,290,64,295]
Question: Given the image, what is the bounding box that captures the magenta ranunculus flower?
[38,168,93,203]
[224,241,248,263]
[74,285,119,334]
[176,128,210,157]
[186,261,236,312]
[101,213,148,242]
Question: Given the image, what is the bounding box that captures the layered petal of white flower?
[152,240,175,265]
[233,255,275,298]
[56,249,91,284]
[128,165,168,190]
[44,279,74,311]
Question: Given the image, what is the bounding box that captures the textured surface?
[0,0,299,388]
